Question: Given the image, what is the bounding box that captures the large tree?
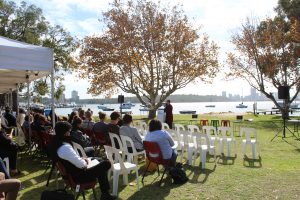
[0,0,78,100]
[78,0,219,118]
[226,15,300,120]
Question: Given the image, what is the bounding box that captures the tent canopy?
[0,36,53,93]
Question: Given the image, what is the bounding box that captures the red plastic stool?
[221,120,231,127]
[200,119,209,126]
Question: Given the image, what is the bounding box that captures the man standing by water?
[164,100,173,129]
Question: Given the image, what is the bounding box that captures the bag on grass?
[40,189,75,200]
[169,163,188,184]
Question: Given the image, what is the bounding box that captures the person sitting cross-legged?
[50,121,116,200]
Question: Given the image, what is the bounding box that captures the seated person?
[50,121,115,200]
[3,107,16,128]
[70,116,94,157]
[0,119,20,176]
[108,112,121,148]
[93,112,110,144]
[67,111,78,124]
[31,113,51,133]
[82,111,95,130]
[120,114,144,153]
[78,109,86,121]
[0,171,21,200]
[144,119,177,166]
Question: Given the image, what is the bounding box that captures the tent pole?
[16,84,19,116]
[51,59,55,132]
[26,75,32,148]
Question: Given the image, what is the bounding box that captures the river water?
[54,101,293,117]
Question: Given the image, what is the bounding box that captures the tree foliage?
[78,0,219,118]
[227,14,300,118]
[0,0,77,100]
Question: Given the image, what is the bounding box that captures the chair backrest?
[240,127,257,141]
[194,133,209,148]
[71,141,87,157]
[180,130,194,145]
[140,121,148,131]
[187,125,200,133]
[174,124,185,132]
[104,145,126,173]
[162,123,170,130]
[120,135,135,153]
[202,126,217,136]
[143,141,165,165]
[167,129,179,142]
[218,126,234,139]
[109,132,123,150]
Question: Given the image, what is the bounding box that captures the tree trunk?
[148,109,156,119]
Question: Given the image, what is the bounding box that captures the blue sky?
[18,0,278,99]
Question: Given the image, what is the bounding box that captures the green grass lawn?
[16,114,300,200]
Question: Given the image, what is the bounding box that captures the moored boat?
[179,110,196,114]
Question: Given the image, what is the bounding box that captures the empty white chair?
[3,157,10,176]
[109,132,123,151]
[120,135,145,165]
[71,141,87,157]
[218,127,236,157]
[202,125,218,147]
[193,133,216,169]
[174,124,186,132]
[104,145,139,196]
[187,125,200,134]
[240,127,259,159]
[181,130,196,165]
[162,122,170,130]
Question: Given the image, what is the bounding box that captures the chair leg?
[159,167,167,186]
[112,172,119,196]
[92,188,97,200]
[82,191,86,200]
[252,143,256,159]
[142,162,151,184]
[46,162,55,187]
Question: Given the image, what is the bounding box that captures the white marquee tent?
[0,36,53,93]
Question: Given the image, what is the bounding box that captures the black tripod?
[271,110,295,141]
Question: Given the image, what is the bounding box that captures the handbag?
[40,189,75,200]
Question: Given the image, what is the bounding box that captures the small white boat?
[120,102,134,109]
[98,104,114,111]
[236,103,247,108]
[139,105,150,111]
[179,110,196,114]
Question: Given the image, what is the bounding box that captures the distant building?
[71,90,79,102]
[250,87,257,100]
[59,93,65,103]
[222,91,226,98]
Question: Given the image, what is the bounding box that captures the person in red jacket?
[164,100,173,129]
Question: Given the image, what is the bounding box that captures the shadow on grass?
[217,154,237,165]
[185,162,216,184]
[243,155,262,168]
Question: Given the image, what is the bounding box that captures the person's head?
[166,100,171,105]
[55,121,72,140]
[122,114,133,125]
[79,109,85,117]
[39,114,48,125]
[19,108,26,114]
[68,111,78,122]
[149,119,162,132]
[98,111,106,121]
[5,106,11,113]
[72,116,82,129]
[110,111,121,121]
[85,110,92,120]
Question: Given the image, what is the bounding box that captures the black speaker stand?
[271,118,296,141]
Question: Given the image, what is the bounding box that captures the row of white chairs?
[133,121,259,168]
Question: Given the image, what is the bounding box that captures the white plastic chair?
[104,145,139,196]
[167,129,179,149]
[120,135,145,165]
[187,125,200,134]
[218,127,236,157]
[71,142,87,157]
[202,125,218,147]
[194,133,216,169]
[181,130,196,165]
[109,132,123,151]
[174,124,186,132]
[3,157,10,176]
[162,122,170,130]
[240,127,259,159]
